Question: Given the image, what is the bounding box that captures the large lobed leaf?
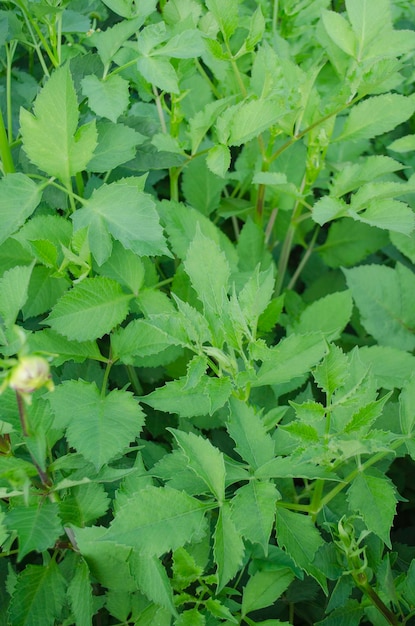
[48,380,145,470]
[20,64,97,181]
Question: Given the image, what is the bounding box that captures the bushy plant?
[1,0,415,624]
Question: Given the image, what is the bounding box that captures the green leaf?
[97,241,145,294]
[313,197,347,226]
[0,174,42,245]
[87,121,144,173]
[130,552,177,616]
[336,94,415,142]
[344,264,415,351]
[399,375,415,436]
[390,231,415,265]
[313,344,349,397]
[228,98,285,146]
[111,317,188,364]
[321,10,356,56]
[242,567,295,617]
[59,483,110,526]
[315,599,364,626]
[73,180,169,264]
[388,135,415,154]
[5,502,62,561]
[8,562,66,626]
[206,144,231,178]
[143,375,232,418]
[213,502,244,590]
[137,56,179,93]
[22,266,70,320]
[184,226,230,315]
[90,16,145,66]
[49,380,145,470]
[343,393,391,435]
[175,609,206,626]
[28,329,103,366]
[231,481,280,553]
[68,559,94,626]
[20,65,97,181]
[154,29,205,58]
[330,156,404,198]
[206,0,239,38]
[102,486,206,555]
[359,346,415,390]
[46,277,131,341]
[318,220,388,268]
[275,508,326,589]
[289,291,353,342]
[346,0,390,59]
[169,428,226,501]
[182,155,227,216]
[81,74,129,122]
[254,334,327,387]
[227,397,275,470]
[349,199,415,235]
[347,471,397,547]
[0,264,33,328]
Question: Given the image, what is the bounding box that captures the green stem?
[5,41,17,143]
[286,226,319,291]
[15,391,52,488]
[272,0,279,35]
[126,365,143,396]
[319,438,406,512]
[355,573,400,626]
[0,107,15,174]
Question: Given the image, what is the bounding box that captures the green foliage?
[0,0,415,624]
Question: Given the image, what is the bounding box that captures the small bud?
[8,356,54,396]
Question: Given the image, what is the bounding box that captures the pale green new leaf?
[169,429,226,501]
[344,264,415,351]
[46,277,131,341]
[0,264,33,328]
[0,174,42,245]
[231,481,280,553]
[289,291,353,342]
[254,334,327,387]
[53,381,144,469]
[5,502,62,561]
[81,74,129,123]
[275,508,326,589]
[68,559,94,626]
[336,94,415,142]
[227,398,275,470]
[20,65,97,181]
[214,503,244,590]
[7,562,66,626]
[102,486,206,555]
[347,471,397,547]
[242,567,294,617]
[399,375,415,436]
[184,226,230,314]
